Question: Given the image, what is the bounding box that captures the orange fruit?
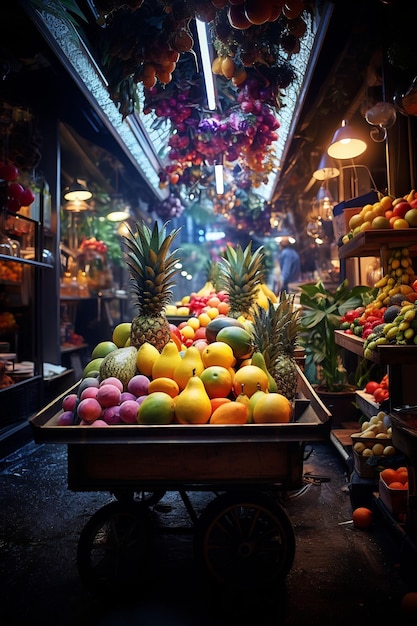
[252,392,292,424]
[396,467,409,484]
[207,296,221,308]
[148,377,180,398]
[352,507,373,529]
[201,341,236,368]
[217,301,230,315]
[380,467,397,485]
[200,365,233,398]
[209,401,248,424]
[232,365,269,398]
[210,397,232,413]
[389,481,406,490]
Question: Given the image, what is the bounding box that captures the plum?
[57,410,74,426]
[96,383,122,408]
[100,377,123,392]
[102,405,123,425]
[120,391,137,403]
[127,374,150,397]
[80,386,99,400]
[62,393,78,412]
[119,400,140,424]
[77,398,102,424]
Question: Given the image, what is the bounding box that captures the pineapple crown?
[218,241,265,318]
[251,293,302,364]
[123,220,182,313]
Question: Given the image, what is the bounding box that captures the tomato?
[374,387,389,403]
[365,381,380,394]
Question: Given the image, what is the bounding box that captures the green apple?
[404,208,417,227]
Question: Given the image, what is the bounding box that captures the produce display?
[339,241,417,358]
[58,221,300,427]
[340,190,417,244]
[351,410,396,458]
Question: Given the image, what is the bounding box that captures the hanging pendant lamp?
[327,120,367,160]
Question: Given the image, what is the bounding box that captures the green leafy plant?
[298,279,376,392]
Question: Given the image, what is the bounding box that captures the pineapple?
[218,242,265,319]
[123,220,181,351]
[251,293,302,401]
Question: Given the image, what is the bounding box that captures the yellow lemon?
[136,342,160,377]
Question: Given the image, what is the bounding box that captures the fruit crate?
[378,476,408,520]
[30,366,331,492]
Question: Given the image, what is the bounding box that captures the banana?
[260,282,278,303]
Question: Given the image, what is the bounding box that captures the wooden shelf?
[335,330,417,364]
[339,230,417,260]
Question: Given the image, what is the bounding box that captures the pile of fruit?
[339,242,417,356]
[351,411,396,458]
[341,190,417,244]
[364,375,389,405]
[58,316,293,427]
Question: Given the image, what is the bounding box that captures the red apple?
[393,201,411,218]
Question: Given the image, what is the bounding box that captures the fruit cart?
[30,367,331,593]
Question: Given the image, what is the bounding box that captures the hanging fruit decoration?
[93,0,312,229]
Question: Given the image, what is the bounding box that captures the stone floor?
[1,435,417,626]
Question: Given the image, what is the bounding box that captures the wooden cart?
[30,366,331,593]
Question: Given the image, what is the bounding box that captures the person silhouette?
[277,237,301,292]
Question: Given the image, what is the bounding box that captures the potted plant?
[297,278,377,426]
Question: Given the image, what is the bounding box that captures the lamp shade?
[327,120,367,160]
[312,153,340,180]
[63,179,92,202]
[107,209,130,222]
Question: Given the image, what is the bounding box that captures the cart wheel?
[77,500,151,592]
[194,491,295,591]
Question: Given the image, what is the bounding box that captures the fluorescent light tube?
[196,19,216,111]
[215,163,224,195]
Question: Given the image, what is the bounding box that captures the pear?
[173,345,204,390]
[152,340,182,380]
[99,346,138,390]
[235,386,253,423]
[251,351,278,392]
[249,388,268,414]
[175,375,212,424]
